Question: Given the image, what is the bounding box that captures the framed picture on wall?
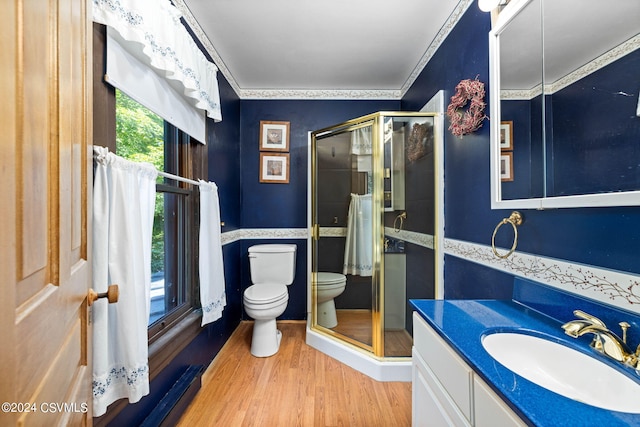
[260,152,290,183]
[500,151,514,182]
[500,121,513,151]
[259,120,290,152]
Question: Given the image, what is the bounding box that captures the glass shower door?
[312,121,376,353]
[382,115,437,357]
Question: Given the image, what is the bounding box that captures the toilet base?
[250,318,282,357]
[317,299,338,328]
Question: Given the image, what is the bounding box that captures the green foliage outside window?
[115,89,165,273]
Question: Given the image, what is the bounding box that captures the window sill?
[148,310,202,378]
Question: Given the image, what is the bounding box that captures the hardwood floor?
[177,321,412,427]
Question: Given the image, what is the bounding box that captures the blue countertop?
[410,297,640,427]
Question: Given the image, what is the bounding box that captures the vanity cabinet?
[412,313,526,427]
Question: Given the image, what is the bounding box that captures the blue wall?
[501,97,545,200]
[401,5,517,297]
[209,76,242,230]
[549,50,640,196]
[239,100,400,229]
[402,5,640,299]
[238,99,400,319]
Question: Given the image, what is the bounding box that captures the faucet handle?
[573,310,607,327]
[619,321,631,344]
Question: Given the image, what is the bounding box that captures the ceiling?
[175,0,468,99]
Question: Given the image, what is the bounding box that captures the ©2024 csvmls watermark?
[2,401,88,414]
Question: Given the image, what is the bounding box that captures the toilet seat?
[244,284,288,306]
[317,283,345,292]
[317,272,346,287]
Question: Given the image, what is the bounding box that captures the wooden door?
[0,0,93,425]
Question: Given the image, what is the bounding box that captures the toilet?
[315,272,347,328]
[244,244,297,357]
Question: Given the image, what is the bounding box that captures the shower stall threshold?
[305,319,411,382]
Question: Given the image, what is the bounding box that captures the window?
[115,89,197,336]
[93,26,208,423]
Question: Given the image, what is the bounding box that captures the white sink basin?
[482,332,640,413]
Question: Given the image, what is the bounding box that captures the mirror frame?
[489,0,640,209]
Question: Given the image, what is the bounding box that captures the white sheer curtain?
[343,193,373,277]
[198,180,226,326]
[350,127,372,155]
[92,146,158,417]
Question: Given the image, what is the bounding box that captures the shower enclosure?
[310,112,440,359]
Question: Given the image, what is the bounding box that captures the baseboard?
[140,365,204,427]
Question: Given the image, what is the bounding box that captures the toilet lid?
[317,272,346,286]
[248,244,296,253]
[244,284,288,304]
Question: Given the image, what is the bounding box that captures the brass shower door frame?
[311,115,380,355]
[311,111,440,359]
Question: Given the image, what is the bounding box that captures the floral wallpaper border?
[502,34,639,100]
[220,229,640,313]
[445,238,640,313]
[221,228,307,246]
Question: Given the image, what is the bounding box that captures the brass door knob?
[88,284,119,306]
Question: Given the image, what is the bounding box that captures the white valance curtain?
[92,146,157,417]
[343,193,373,277]
[93,0,222,141]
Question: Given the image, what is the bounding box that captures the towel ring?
[491,211,523,259]
[393,212,407,233]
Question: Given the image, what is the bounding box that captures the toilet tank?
[248,244,297,285]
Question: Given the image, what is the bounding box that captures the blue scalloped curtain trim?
[93,364,149,398]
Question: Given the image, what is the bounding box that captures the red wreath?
[446,77,487,137]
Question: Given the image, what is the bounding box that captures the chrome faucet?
[562,310,640,369]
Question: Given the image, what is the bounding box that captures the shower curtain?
[351,127,372,155]
[343,193,373,276]
[351,127,372,173]
[92,147,157,417]
[198,180,226,326]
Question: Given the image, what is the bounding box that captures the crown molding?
[501,85,542,100]
[400,0,475,97]
[238,88,402,100]
[174,0,473,100]
[501,33,639,100]
[173,0,243,96]
[546,34,639,95]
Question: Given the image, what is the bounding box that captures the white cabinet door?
[412,312,527,427]
[413,313,473,421]
[474,376,527,427]
[413,349,471,427]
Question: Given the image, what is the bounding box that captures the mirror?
[489,0,640,208]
